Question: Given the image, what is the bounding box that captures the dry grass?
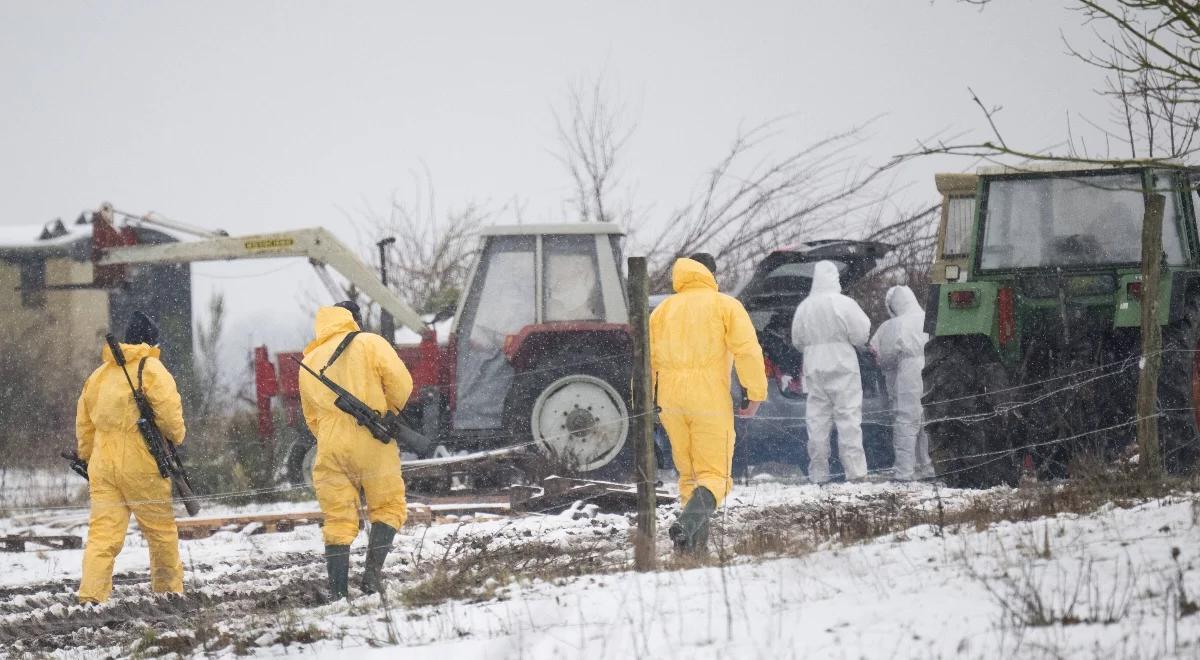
[401,538,615,608]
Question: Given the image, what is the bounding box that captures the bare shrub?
[978,558,1137,628]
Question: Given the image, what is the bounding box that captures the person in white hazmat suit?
[791,260,872,483]
[870,285,935,480]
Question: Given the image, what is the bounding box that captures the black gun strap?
[320,331,361,376]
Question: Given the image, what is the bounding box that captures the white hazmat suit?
[791,261,872,483]
[870,285,934,480]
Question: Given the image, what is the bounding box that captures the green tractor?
[923,164,1200,487]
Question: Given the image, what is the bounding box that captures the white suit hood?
[885,285,921,318]
[810,260,842,295]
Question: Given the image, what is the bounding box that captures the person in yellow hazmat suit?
[650,254,767,556]
[77,311,186,604]
[299,301,413,599]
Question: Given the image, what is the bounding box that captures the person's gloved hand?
[737,400,762,418]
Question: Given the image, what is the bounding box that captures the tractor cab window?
[454,235,536,430]
[543,235,603,322]
[943,196,975,258]
[1191,174,1200,241]
[980,172,1185,270]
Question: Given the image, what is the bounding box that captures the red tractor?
[241,224,635,486]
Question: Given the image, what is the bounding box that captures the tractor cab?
[923,163,1200,487]
[449,224,631,474]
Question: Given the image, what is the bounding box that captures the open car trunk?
[734,240,892,384]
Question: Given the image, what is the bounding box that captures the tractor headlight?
[944,265,961,281]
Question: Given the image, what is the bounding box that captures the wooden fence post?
[1137,193,1165,479]
[627,256,657,571]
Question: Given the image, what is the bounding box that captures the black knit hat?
[124,311,160,346]
[688,252,718,275]
[334,300,362,328]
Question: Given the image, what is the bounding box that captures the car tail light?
[1127,281,1143,299]
[948,290,978,308]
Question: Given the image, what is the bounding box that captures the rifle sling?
[320,331,361,376]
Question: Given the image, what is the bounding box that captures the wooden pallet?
[175,504,436,541]
[1,535,83,552]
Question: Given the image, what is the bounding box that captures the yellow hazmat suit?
[650,258,768,505]
[299,307,414,545]
[77,343,186,603]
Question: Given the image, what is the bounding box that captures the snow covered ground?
[3,480,1199,658]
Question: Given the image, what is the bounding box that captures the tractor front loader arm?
[96,227,429,335]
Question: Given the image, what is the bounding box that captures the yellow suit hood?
[101,342,160,365]
[672,258,719,293]
[305,306,362,355]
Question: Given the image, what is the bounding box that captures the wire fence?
[10,341,1200,513]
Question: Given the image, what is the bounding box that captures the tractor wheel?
[285,432,317,488]
[505,350,632,480]
[1157,295,1200,473]
[922,337,1018,488]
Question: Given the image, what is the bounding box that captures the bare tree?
[192,292,228,421]
[850,204,941,321]
[356,168,494,318]
[646,118,915,290]
[553,76,637,224]
[551,78,926,292]
[936,0,1200,162]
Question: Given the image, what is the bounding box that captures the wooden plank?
[0,535,83,552]
[174,504,437,540]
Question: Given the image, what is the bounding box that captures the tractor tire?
[285,432,317,488]
[1157,295,1200,473]
[922,336,1018,488]
[505,349,632,481]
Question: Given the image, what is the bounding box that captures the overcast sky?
[0,1,1114,361]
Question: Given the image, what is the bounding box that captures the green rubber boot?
[325,545,351,600]
[668,487,716,557]
[361,523,397,595]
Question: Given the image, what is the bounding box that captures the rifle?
[104,334,201,516]
[60,449,89,480]
[289,355,432,456]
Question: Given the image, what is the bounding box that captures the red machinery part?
[276,352,304,428]
[501,322,632,371]
[253,346,278,439]
[997,287,1016,347]
[90,210,138,288]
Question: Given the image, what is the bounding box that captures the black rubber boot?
[325,545,351,601]
[668,487,716,557]
[361,523,397,596]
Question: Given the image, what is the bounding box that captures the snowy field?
[2,479,1199,659]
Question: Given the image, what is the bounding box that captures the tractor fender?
[1113,272,1177,328]
[932,281,1003,350]
[503,322,632,371]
